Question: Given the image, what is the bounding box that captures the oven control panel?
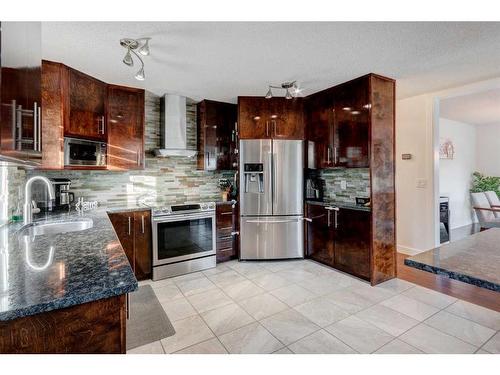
[152,202,216,217]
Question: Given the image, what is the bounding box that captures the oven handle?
[152,212,215,223]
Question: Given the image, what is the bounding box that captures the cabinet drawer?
[217,247,236,262]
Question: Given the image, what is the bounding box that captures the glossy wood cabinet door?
[108,211,135,273]
[107,85,145,170]
[305,90,334,168]
[216,202,238,263]
[66,68,107,141]
[197,100,237,171]
[133,210,152,280]
[0,22,42,163]
[239,97,305,140]
[270,98,304,140]
[333,77,370,168]
[334,208,371,280]
[306,204,334,266]
[238,97,270,139]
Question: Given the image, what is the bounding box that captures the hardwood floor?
[397,252,499,312]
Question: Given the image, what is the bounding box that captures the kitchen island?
[404,228,500,292]
[0,208,138,353]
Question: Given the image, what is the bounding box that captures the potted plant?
[218,178,232,202]
[470,172,500,196]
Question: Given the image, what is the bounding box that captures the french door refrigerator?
[239,139,304,260]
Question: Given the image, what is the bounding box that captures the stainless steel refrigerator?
[239,139,304,260]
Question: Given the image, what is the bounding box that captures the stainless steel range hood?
[154,94,197,158]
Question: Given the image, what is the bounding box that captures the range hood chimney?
[154,94,197,158]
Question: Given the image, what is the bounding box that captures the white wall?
[439,118,477,229]
[396,94,437,254]
[396,77,500,255]
[476,123,500,177]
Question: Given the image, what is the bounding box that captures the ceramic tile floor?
[128,259,500,354]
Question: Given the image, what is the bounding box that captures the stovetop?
[151,202,216,216]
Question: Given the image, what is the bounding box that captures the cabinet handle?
[266,121,269,137]
[301,217,312,222]
[327,210,331,227]
[33,102,38,151]
[334,211,338,228]
[37,104,41,152]
[327,146,331,164]
[231,231,239,236]
[128,216,132,235]
[334,146,338,165]
[141,215,145,234]
[221,211,232,216]
[126,293,130,320]
[101,115,105,134]
[16,105,22,151]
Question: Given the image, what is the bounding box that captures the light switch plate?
[340,180,347,190]
[416,178,427,189]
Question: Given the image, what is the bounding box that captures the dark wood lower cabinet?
[306,204,334,265]
[216,202,239,263]
[306,204,371,281]
[0,295,126,353]
[108,209,152,281]
[334,209,371,280]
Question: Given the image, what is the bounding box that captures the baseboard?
[397,245,425,256]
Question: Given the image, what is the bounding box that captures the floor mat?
[126,284,175,350]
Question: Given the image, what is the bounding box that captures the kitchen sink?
[21,219,94,237]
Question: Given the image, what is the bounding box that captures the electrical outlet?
[340,180,347,190]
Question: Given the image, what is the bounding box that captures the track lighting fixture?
[120,37,151,81]
[264,81,300,100]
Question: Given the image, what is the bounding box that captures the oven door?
[152,212,216,266]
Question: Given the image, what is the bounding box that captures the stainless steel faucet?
[23,176,55,225]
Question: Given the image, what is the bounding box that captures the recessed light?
[253,116,261,121]
[351,111,360,115]
[342,107,352,111]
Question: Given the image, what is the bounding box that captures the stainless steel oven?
[64,137,107,167]
[152,202,216,280]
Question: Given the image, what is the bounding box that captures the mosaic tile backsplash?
[319,168,370,203]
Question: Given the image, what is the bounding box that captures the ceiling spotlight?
[265,87,273,99]
[342,107,352,111]
[122,49,134,66]
[135,66,145,81]
[120,37,151,80]
[138,38,151,56]
[265,81,300,99]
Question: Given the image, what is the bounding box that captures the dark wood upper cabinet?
[107,85,145,170]
[305,90,335,168]
[197,99,237,171]
[66,68,107,141]
[333,208,371,280]
[333,77,370,168]
[0,22,42,164]
[238,97,270,139]
[305,76,370,168]
[40,61,145,170]
[306,203,334,266]
[238,97,305,140]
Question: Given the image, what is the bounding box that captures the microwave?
[64,137,107,167]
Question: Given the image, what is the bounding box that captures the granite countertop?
[0,208,139,321]
[306,199,371,212]
[405,228,500,292]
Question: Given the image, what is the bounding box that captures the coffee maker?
[305,170,325,201]
[33,178,75,212]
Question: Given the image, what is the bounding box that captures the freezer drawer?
[240,216,304,260]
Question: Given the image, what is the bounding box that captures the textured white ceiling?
[440,89,500,126]
[41,22,500,103]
